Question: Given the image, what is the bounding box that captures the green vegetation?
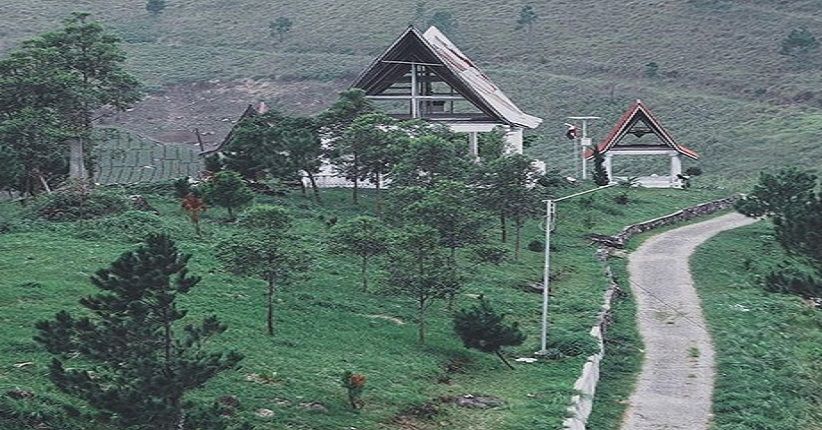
[3,2,819,181]
[0,185,729,429]
[453,296,526,369]
[585,260,641,430]
[34,234,243,429]
[692,222,822,429]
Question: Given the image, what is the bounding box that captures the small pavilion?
[585,100,698,188]
[351,26,542,158]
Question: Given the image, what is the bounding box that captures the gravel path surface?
[620,213,758,430]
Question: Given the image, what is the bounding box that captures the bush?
[74,211,166,242]
[174,177,192,198]
[527,240,544,252]
[545,329,597,358]
[614,192,630,205]
[32,190,127,221]
[764,264,822,298]
[684,166,703,176]
[469,244,509,265]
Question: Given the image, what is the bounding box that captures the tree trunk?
[360,256,368,292]
[495,349,515,370]
[299,177,307,197]
[375,172,381,216]
[267,275,277,336]
[307,171,321,202]
[418,299,426,344]
[514,217,522,261]
[227,206,234,220]
[68,138,88,181]
[500,212,507,243]
[352,155,359,204]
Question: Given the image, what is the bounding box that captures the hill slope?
[2,0,821,182]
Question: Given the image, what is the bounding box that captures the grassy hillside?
[2,1,821,182]
[0,186,729,429]
[692,222,822,429]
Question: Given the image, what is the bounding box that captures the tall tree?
[344,113,408,210]
[0,108,66,195]
[22,13,142,181]
[515,5,538,32]
[453,296,526,369]
[391,134,471,188]
[328,216,390,292]
[384,226,462,343]
[203,170,254,219]
[280,116,324,201]
[475,154,543,258]
[318,90,374,204]
[216,205,309,335]
[34,235,243,430]
[269,17,293,42]
[392,181,487,258]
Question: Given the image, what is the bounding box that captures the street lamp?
[537,183,618,355]
[567,116,600,180]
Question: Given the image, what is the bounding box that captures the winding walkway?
[621,213,757,430]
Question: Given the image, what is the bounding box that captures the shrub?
[33,190,127,221]
[74,211,166,242]
[470,243,509,265]
[527,240,544,252]
[684,166,703,176]
[174,177,192,198]
[764,264,822,298]
[614,192,630,205]
[545,329,597,358]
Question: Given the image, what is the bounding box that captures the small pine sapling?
[453,296,526,369]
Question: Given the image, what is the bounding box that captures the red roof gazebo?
[586,100,698,188]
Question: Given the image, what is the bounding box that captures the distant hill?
[2,0,821,183]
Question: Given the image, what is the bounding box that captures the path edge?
[561,195,740,430]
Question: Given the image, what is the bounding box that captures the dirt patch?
[98,78,347,148]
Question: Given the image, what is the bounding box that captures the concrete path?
[621,213,757,430]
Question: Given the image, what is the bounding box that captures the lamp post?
[537,183,618,355]
[567,116,600,180]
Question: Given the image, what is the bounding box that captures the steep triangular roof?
[585,100,698,160]
[200,103,262,155]
[351,26,542,129]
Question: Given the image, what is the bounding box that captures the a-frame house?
[351,26,542,157]
[585,100,699,188]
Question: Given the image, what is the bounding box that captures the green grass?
[691,222,822,430]
[584,258,642,430]
[0,186,730,429]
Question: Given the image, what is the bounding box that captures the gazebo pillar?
[604,152,614,183]
[670,153,682,184]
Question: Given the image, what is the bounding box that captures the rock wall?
[589,196,739,249]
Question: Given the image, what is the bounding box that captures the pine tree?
[453,296,526,369]
[216,206,309,335]
[328,216,390,292]
[591,146,610,186]
[34,235,243,429]
[203,170,254,219]
[383,225,462,343]
[269,17,293,42]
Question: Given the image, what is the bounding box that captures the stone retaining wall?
[588,196,739,249]
[562,195,739,430]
